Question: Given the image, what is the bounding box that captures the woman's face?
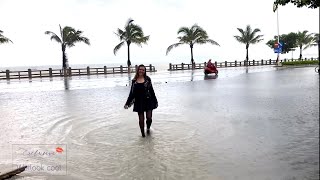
[138,66,145,76]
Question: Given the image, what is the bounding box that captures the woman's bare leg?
[138,112,145,137]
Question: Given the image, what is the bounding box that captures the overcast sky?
[0,0,319,67]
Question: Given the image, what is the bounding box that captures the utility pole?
[276,7,280,65]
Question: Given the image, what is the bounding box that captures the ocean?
[0,63,171,72]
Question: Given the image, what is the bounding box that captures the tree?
[296,30,314,59]
[45,25,90,69]
[273,0,319,71]
[266,32,298,54]
[113,19,149,67]
[166,24,219,64]
[0,30,13,44]
[311,33,319,46]
[234,25,264,62]
[273,0,319,9]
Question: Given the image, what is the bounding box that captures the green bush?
[282,60,319,65]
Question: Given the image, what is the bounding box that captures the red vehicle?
[204,63,218,75]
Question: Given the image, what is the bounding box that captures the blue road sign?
[274,42,283,53]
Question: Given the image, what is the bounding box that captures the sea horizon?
[2,56,318,72]
[0,62,171,72]
[0,57,297,72]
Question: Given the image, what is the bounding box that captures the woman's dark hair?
[134,64,147,80]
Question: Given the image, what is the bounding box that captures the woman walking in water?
[124,64,158,137]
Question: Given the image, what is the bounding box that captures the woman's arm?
[125,80,135,106]
[148,77,158,104]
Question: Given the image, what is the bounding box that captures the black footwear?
[146,129,150,135]
[141,129,145,137]
[146,118,152,129]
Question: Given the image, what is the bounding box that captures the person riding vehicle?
[204,59,218,75]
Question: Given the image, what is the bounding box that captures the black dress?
[125,76,158,113]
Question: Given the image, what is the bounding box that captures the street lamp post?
[318,7,320,73]
[276,7,280,65]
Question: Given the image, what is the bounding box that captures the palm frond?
[178,36,191,44]
[114,41,125,55]
[166,43,183,55]
[0,30,13,43]
[237,28,245,37]
[310,33,319,46]
[234,35,245,43]
[303,44,312,50]
[73,30,91,45]
[177,27,190,35]
[206,39,220,46]
[246,25,252,34]
[80,37,90,45]
[70,36,90,46]
[59,24,63,41]
[126,18,134,25]
[250,35,264,44]
[0,37,13,43]
[296,30,315,50]
[252,28,261,34]
[62,26,76,43]
[131,35,149,45]
[115,28,126,41]
[44,31,62,43]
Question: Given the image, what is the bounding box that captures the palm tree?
[296,31,314,60]
[314,33,320,62]
[114,19,149,67]
[45,25,90,69]
[234,25,264,62]
[166,24,219,64]
[0,30,13,44]
[309,33,319,47]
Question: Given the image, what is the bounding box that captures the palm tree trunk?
[127,43,131,67]
[61,45,68,76]
[190,44,194,68]
[62,45,67,69]
[190,47,194,64]
[246,44,249,66]
[299,45,302,60]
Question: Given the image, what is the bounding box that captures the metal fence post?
[28,69,32,79]
[87,66,90,75]
[6,70,10,80]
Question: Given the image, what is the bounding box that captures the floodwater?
[0,66,319,180]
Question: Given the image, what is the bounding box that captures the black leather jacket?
[125,76,158,109]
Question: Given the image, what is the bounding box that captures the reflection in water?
[64,77,69,90]
[204,74,218,80]
[246,66,249,73]
[127,73,132,86]
[190,70,194,81]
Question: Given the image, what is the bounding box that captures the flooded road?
[0,66,319,179]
